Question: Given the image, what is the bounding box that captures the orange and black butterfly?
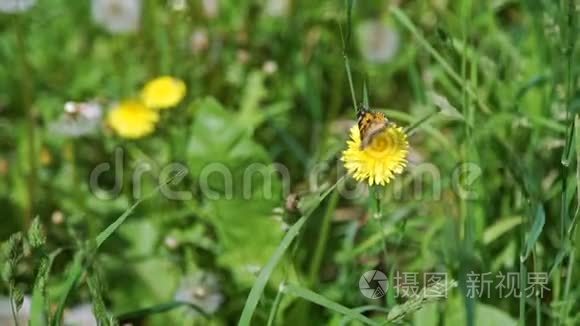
[357,104,391,149]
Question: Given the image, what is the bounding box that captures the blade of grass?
[558,2,578,322]
[51,251,84,326]
[116,301,208,321]
[308,190,339,285]
[569,114,580,235]
[266,283,286,326]
[340,0,357,111]
[52,169,187,325]
[523,205,546,261]
[340,306,391,326]
[238,177,344,326]
[404,111,439,135]
[282,283,379,326]
[363,81,369,107]
[95,199,143,248]
[390,6,491,114]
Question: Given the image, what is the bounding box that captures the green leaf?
[207,197,284,286]
[238,178,344,326]
[390,6,490,114]
[187,98,271,188]
[447,300,517,326]
[483,217,523,245]
[51,252,84,326]
[523,204,545,261]
[238,215,309,326]
[239,71,267,131]
[116,301,208,322]
[95,200,143,249]
[189,98,288,285]
[52,173,182,326]
[282,284,378,326]
[95,169,186,248]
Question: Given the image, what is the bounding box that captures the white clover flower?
[0,0,36,13]
[91,0,141,34]
[358,20,400,63]
[174,272,224,317]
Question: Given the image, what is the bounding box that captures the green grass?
[0,0,578,325]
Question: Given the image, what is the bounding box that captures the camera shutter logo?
[359,270,388,299]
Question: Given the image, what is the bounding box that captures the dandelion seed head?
[262,60,278,75]
[91,0,141,34]
[190,29,209,54]
[174,272,224,317]
[202,0,219,19]
[358,20,400,63]
[265,0,290,17]
[50,101,103,137]
[0,0,36,13]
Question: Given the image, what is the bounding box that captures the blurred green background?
[0,0,579,325]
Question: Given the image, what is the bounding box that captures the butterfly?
[357,104,391,149]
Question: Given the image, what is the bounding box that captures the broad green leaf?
[207,197,283,286]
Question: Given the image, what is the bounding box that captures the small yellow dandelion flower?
[141,76,186,109]
[341,124,409,186]
[107,100,159,139]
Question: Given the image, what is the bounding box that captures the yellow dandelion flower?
[141,76,186,109]
[341,124,409,186]
[107,100,159,139]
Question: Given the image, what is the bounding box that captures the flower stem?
[15,16,36,229]
[9,286,19,326]
[372,187,389,272]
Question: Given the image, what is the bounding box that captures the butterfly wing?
[358,110,389,149]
